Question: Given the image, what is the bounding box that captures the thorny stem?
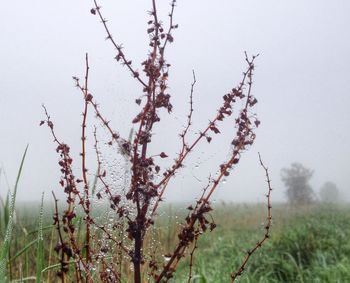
[155,55,258,283]
[230,153,273,282]
[42,0,268,282]
[81,53,92,264]
[43,108,93,282]
[92,132,132,256]
[92,0,148,88]
[160,0,176,58]
[187,234,198,283]
[153,56,256,215]
[130,2,161,280]
[151,70,196,216]
[203,57,256,204]
[52,191,66,283]
[128,2,178,281]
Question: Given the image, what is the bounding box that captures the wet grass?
[1,199,349,282]
[171,204,350,283]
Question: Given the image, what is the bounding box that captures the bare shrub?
[41,1,272,282]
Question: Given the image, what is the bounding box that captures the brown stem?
[230,153,273,282]
[187,235,198,283]
[52,191,66,283]
[133,230,142,283]
[82,53,91,263]
[93,0,148,88]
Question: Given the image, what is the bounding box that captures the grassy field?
[1,201,349,282]
[171,204,350,282]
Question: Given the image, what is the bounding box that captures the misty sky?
[0,0,349,204]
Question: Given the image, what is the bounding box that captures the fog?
[0,0,349,204]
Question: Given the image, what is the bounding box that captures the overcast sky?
[0,0,349,204]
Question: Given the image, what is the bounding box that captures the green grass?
[170,204,350,282]
[0,145,28,281]
[1,190,350,282]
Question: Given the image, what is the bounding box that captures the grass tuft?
[0,145,28,281]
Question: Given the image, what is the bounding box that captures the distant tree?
[281,163,314,205]
[319,181,339,203]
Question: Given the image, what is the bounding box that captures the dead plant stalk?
[41,1,272,282]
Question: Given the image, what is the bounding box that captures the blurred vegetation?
[319,181,340,204]
[172,204,350,282]
[281,163,314,205]
[0,196,349,282]
[0,151,348,282]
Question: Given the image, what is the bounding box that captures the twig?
[155,54,259,283]
[92,0,148,88]
[230,153,272,282]
[81,53,92,263]
[187,233,198,283]
[151,70,196,216]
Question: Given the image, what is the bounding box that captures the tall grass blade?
[41,260,76,274]
[10,276,37,283]
[8,239,37,264]
[4,192,10,232]
[36,193,44,283]
[27,225,54,236]
[0,145,28,281]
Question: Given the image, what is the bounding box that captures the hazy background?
[0,0,349,204]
